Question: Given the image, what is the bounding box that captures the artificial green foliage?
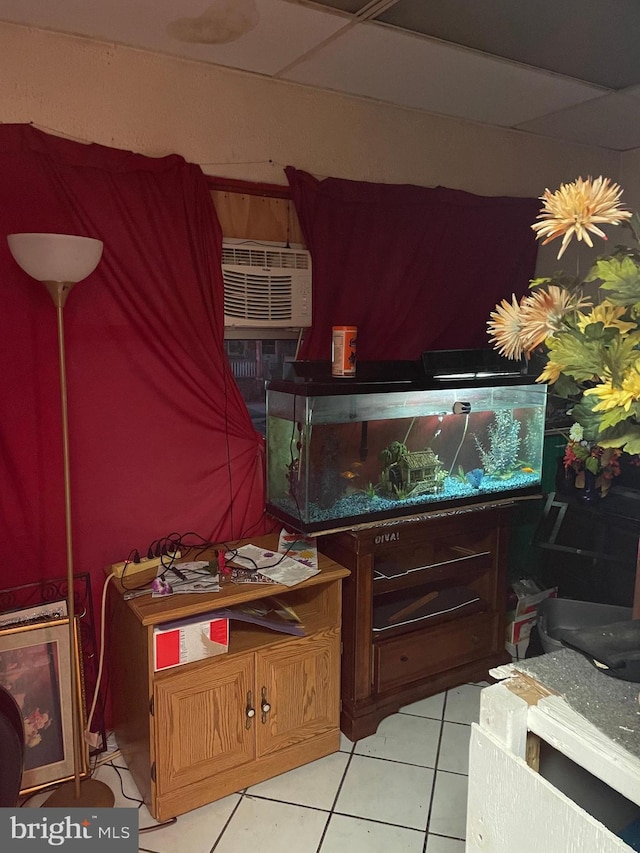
[584,255,640,306]
[489,177,640,461]
[544,329,609,382]
[537,250,640,454]
[602,332,640,387]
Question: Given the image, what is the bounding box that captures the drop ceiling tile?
[0,0,348,76]
[307,0,371,12]
[516,92,640,151]
[623,83,640,101]
[376,0,640,89]
[2,0,636,150]
[283,22,607,127]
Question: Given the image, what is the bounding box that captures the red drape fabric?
[286,167,540,361]
[0,126,266,613]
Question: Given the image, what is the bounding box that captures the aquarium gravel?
[275,470,539,526]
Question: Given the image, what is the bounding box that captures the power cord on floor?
[92,747,122,768]
[99,759,178,833]
[102,761,145,807]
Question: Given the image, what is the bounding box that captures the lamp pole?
[49,279,83,802]
[7,234,114,808]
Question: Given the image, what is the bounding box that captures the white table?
[466,657,640,853]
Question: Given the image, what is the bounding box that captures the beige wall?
[621,149,640,213]
[0,21,627,275]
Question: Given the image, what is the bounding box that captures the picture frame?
[0,574,106,756]
[0,599,67,630]
[0,617,88,795]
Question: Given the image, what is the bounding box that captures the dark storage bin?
[537,598,633,654]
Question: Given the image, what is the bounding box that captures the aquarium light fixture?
[433,370,521,380]
[476,370,522,378]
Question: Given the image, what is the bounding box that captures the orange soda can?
[332,326,357,377]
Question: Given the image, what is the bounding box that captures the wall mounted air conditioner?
[222,240,312,330]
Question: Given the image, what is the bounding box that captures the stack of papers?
[226,544,319,587]
[277,531,318,569]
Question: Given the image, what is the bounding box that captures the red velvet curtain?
[0,126,266,610]
[286,167,539,361]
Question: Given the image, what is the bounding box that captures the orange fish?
[521,466,534,474]
[341,470,359,480]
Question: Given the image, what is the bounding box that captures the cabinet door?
[256,628,340,758]
[154,652,256,795]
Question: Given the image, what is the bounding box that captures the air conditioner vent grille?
[221,245,310,270]
[224,272,293,321]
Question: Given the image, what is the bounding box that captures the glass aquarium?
[266,359,547,533]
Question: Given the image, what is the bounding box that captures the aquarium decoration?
[465,468,484,489]
[379,441,445,499]
[473,409,521,478]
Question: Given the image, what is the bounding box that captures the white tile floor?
[26,682,486,853]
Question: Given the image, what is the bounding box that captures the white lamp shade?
[7,233,103,283]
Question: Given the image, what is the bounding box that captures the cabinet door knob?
[246,691,255,729]
[261,687,271,723]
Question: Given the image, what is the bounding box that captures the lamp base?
[43,778,115,808]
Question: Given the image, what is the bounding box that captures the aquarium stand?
[318,501,515,740]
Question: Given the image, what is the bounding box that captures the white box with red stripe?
[153,614,229,671]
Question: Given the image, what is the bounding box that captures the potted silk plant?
[487,176,640,499]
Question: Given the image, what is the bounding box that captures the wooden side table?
[107,534,349,820]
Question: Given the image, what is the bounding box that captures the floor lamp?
[7,233,115,808]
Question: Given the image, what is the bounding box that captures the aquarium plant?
[474,409,521,477]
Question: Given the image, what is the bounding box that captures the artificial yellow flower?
[576,300,636,335]
[584,363,640,411]
[535,360,562,384]
[487,294,525,359]
[520,285,591,351]
[531,176,632,260]
[488,176,640,459]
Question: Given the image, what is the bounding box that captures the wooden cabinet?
[319,502,514,741]
[108,535,349,821]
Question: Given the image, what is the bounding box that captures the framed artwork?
[0,574,106,756]
[0,618,88,795]
[0,600,67,630]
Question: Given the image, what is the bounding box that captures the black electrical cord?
[222,346,236,540]
[100,761,146,807]
[284,389,305,526]
[237,507,274,538]
[120,549,148,591]
[117,525,300,591]
[221,538,297,572]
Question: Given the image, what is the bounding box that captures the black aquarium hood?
[279,349,532,394]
